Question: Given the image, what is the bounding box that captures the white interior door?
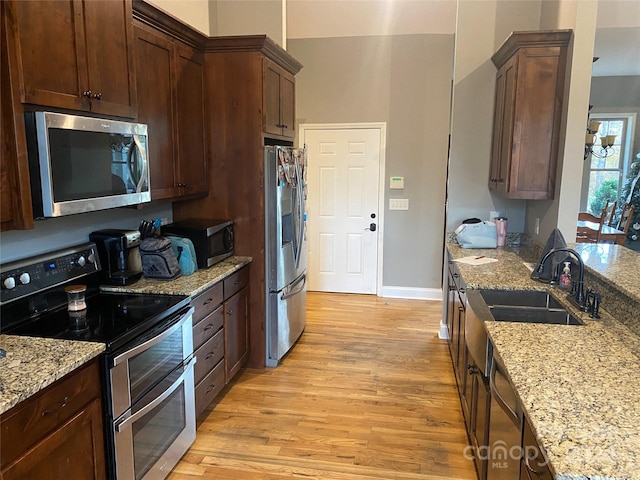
[303,127,382,294]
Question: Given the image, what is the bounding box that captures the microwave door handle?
[114,356,196,432]
[131,135,148,193]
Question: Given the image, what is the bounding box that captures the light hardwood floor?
[169,292,477,480]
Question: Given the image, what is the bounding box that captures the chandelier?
[584,120,616,160]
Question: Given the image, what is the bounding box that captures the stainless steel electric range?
[1,242,196,480]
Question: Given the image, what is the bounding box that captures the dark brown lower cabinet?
[521,416,553,480]
[193,265,250,417]
[0,358,106,479]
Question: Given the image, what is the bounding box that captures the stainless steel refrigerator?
[265,146,307,367]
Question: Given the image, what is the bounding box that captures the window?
[584,114,636,215]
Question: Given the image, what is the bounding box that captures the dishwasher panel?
[487,356,522,480]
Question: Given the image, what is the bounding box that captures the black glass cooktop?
[3,291,189,352]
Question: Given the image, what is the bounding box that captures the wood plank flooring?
[169,292,477,480]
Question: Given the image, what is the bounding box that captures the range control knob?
[3,277,16,290]
[87,252,96,264]
[76,256,86,267]
[19,272,31,285]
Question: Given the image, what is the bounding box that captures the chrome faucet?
[535,247,587,310]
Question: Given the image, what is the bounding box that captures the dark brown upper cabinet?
[263,58,296,139]
[6,0,137,118]
[133,22,207,201]
[489,30,571,200]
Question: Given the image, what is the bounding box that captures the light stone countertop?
[100,256,252,297]
[448,243,640,480]
[0,336,105,415]
[0,256,250,416]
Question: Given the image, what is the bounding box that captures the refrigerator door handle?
[282,273,306,300]
[294,159,305,270]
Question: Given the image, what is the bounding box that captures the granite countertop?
[0,256,251,416]
[0,336,105,415]
[448,244,640,480]
[101,255,252,297]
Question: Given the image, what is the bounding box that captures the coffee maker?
[89,229,142,285]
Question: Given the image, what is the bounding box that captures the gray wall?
[288,34,454,290]
[590,75,640,156]
[0,203,172,263]
[447,0,543,235]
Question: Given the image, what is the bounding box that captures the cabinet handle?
[202,298,214,305]
[41,396,69,416]
[82,90,92,97]
[452,273,459,278]
[459,288,466,294]
[283,124,288,129]
[524,452,544,478]
[206,384,216,394]
[205,351,217,360]
[226,309,233,315]
[92,92,102,100]
[203,323,215,331]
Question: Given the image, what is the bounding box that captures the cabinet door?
[263,59,283,137]
[224,286,249,382]
[1,399,105,480]
[134,25,178,201]
[175,43,208,197]
[521,416,554,480]
[471,374,490,480]
[1,4,33,232]
[280,72,295,138]
[9,0,136,117]
[263,59,296,138]
[490,54,517,195]
[83,0,137,117]
[9,0,89,111]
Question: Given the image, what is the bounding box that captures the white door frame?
[299,122,386,296]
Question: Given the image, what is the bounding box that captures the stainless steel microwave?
[161,219,234,268]
[25,111,151,218]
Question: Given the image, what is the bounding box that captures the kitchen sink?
[478,289,583,326]
[488,305,583,325]
[479,289,562,309]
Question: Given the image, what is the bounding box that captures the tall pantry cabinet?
[174,36,302,369]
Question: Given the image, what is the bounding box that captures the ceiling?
[592,26,640,77]
[593,0,640,77]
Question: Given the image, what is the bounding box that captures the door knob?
[365,223,377,232]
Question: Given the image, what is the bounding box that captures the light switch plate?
[390,176,404,189]
[389,198,409,210]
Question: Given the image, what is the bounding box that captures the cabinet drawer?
[0,358,101,469]
[192,305,223,350]
[223,267,249,299]
[194,329,224,385]
[194,360,225,418]
[191,282,223,324]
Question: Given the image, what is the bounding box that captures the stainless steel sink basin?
[489,305,583,325]
[479,289,562,309]
[478,289,583,326]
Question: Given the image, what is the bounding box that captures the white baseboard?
[438,322,449,339]
[381,286,442,301]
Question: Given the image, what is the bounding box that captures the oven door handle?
[111,306,194,367]
[115,356,196,433]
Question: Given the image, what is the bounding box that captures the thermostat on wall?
[390,176,404,189]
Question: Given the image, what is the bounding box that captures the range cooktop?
[0,242,189,352]
[3,291,189,352]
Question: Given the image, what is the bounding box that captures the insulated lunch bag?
[139,236,182,280]
[166,236,198,276]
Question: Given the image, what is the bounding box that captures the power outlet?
[535,218,540,235]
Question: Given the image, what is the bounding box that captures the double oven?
[0,242,196,480]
